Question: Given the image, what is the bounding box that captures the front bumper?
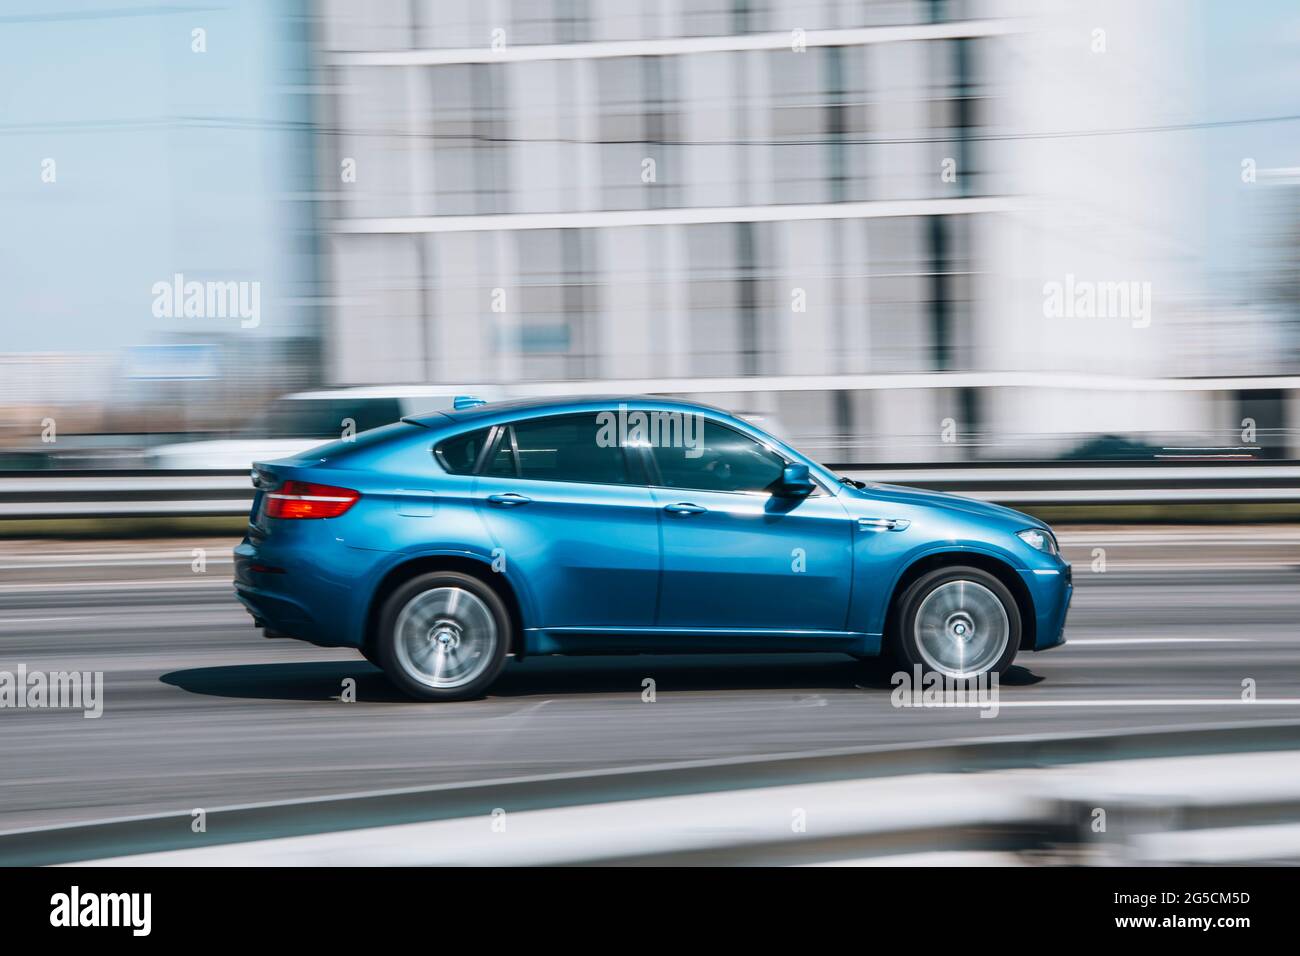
[1019,563,1072,650]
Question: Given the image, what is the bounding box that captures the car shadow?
[161,655,1045,703]
[160,661,409,703]
[1000,665,1045,687]
[491,653,868,696]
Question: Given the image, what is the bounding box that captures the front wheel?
[891,566,1020,679]
[377,572,511,701]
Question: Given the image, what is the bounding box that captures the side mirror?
[779,463,815,497]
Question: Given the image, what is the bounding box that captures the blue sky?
[0,0,313,352]
[1200,0,1300,295]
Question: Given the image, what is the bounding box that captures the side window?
[434,427,491,475]
[494,413,632,485]
[651,421,789,494]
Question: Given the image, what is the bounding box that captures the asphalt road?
[3,527,1300,832]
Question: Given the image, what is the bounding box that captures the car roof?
[404,395,735,428]
[398,394,842,494]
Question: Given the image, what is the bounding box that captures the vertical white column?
[492,229,520,383]
[662,224,689,378]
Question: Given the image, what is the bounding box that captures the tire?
[890,566,1020,679]
[376,571,511,702]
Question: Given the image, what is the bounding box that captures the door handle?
[858,517,909,532]
[487,493,532,507]
[664,502,707,516]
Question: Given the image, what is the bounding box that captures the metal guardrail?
[0,472,253,518]
[1,461,1299,519]
[2,722,1298,866]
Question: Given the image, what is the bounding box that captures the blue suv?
[234,397,1071,701]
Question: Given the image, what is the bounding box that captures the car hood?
[853,482,1044,529]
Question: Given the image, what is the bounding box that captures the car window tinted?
[499,413,631,485]
[243,398,403,439]
[435,427,491,475]
[651,421,788,494]
[483,429,517,477]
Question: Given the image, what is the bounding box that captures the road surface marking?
[0,578,233,592]
[971,699,1300,708]
[1066,637,1255,645]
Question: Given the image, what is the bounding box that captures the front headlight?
[1017,528,1058,555]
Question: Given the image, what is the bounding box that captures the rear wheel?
[891,566,1020,679]
[377,571,511,701]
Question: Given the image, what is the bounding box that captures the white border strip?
[331,20,1016,67]
[334,196,1009,235]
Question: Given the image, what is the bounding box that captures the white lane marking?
[0,557,233,571]
[1059,532,1300,544]
[0,612,243,629]
[1066,637,1256,645]
[952,699,1300,708]
[0,616,96,625]
[0,548,232,562]
[0,578,233,592]
[492,700,554,720]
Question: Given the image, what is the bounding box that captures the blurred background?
[1,0,1298,468]
[5,1,1300,867]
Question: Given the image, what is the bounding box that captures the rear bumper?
[1019,563,1072,650]
[233,537,362,647]
[233,583,314,633]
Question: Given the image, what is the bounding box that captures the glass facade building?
[314,2,1000,457]
[314,1,1287,460]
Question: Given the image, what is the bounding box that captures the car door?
[474,412,661,630]
[647,419,854,632]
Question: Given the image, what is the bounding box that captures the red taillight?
[264,481,360,519]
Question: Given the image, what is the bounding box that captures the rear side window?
[434,427,491,475]
[487,413,632,485]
